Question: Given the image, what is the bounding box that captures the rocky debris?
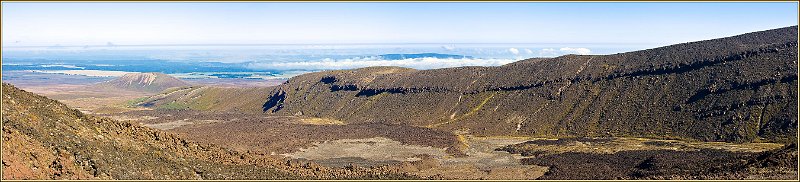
[1,83,425,180]
[494,137,796,180]
[514,145,797,180]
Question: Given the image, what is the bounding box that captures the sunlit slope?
[260,26,798,143]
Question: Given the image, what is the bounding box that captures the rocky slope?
[1,83,423,180]
[259,26,798,143]
[94,72,191,93]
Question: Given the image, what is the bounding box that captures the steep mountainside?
[1,83,421,180]
[259,26,798,143]
[94,72,191,93]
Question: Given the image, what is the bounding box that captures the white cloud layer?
[246,57,518,70]
[539,47,592,57]
[559,47,592,55]
[524,48,534,54]
[39,64,85,69]
[30,70,134,77]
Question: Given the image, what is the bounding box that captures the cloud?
[31,70,134,77]
[539,48,557,56]
[39,64,84,69]
[539,47,592,57]
[559,47,592,55]
[246,57,517,71]
[508,48,520,55]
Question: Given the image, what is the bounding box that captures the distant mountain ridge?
[94,72,190,92]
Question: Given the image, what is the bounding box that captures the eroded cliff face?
[262,26,798,143]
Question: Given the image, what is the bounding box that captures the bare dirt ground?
[384,136,549,179]
[284,137,448,167]
[284,136,551,179]
[115,110,463,155]
[104,109,548,179]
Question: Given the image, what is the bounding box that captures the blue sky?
[2,2,798,46]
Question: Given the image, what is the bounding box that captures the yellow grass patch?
[299,117,345,125]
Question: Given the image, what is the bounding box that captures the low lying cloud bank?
[558,47,592,55]
[30,70,135,77]
[536,47,592,57]
[246,57,519,71]
[246,47,593,71]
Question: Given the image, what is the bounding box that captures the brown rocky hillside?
[1,83,422,180]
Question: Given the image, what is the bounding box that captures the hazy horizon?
[2,2,798,79]
[3,2,798,47]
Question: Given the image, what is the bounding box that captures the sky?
[2,2,798,46]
